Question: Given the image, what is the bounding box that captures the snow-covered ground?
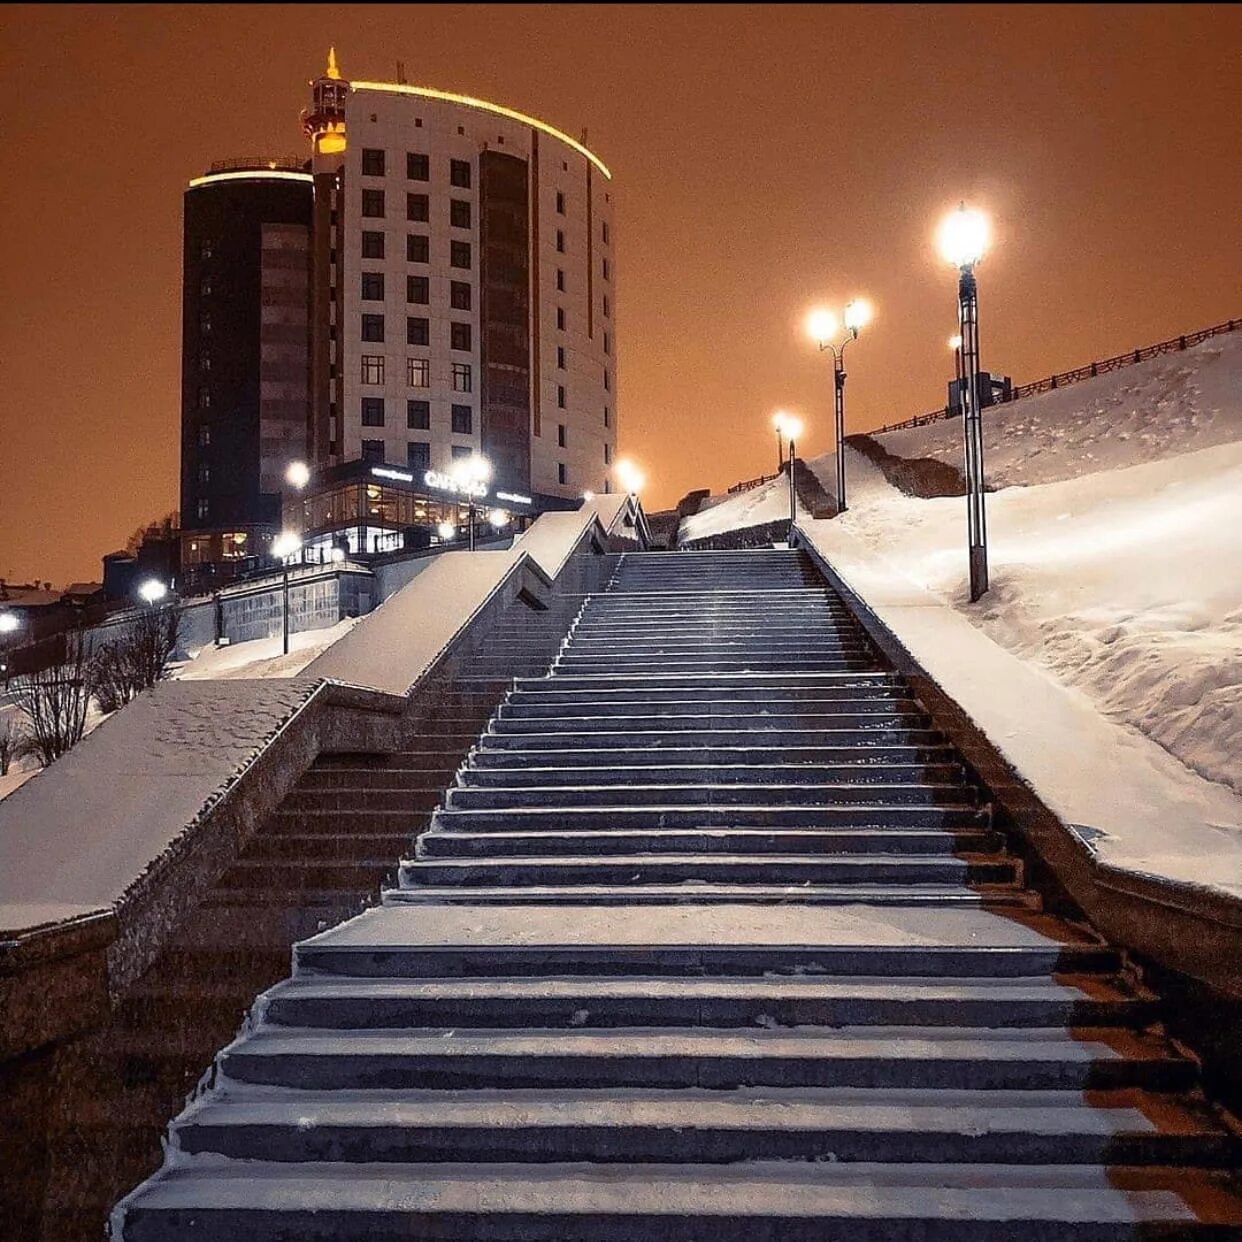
[678,474,793,542]
[171,618,359,682]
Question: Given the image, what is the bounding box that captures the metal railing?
[873,317,1240,436]
[207,156,309,174]
[727,470,781,495]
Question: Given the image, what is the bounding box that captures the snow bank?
[171,618,359,682]
[877,331,1242,486]
[678,475,792,543]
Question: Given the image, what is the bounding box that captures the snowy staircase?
[113,549,1242,1239]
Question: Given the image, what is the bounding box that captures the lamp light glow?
[285,461,311,490]
[450,453,493,488]
[614,459,645,495]
[0,612,20,635]
[949,334,963,350]
[937,204,990,269]
[488,508,510,529]
[437,520,457,541]
[806,307,837,345]
[271,532,302,561]
[773,410,804,442]
[843,298,872,334]
[581,490,595,502]
[137,579,168,605]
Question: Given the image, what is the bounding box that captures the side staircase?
[114,549,1242,1239]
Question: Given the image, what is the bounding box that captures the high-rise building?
[180,50,616,577]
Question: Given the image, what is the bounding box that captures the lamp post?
[270,531,303,655]
[772,411,804,527]
[806,299,872,514]
[771,414,786,474]
[937,204,991,601]
[949,335,964,413]
[450,454,493,551]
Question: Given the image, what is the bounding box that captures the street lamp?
[772,411,804,526]
[437,519,457,543]
[806,298,872,514]
[137,579,168,607]
[488,508,510,531]
[271,531,302,655]
[937,203,991,601]
[285,461,311,490]
[450,453,492,551]
[614,458,645,496]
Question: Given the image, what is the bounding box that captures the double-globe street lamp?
[772,410,804,527]
[937,204,991,602]
[806,299,872,514]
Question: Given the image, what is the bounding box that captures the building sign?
[423,469,489,499]
[371,466,415,484]
[496,490,533,507]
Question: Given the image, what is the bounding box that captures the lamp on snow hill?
[806,298,872,516]
[772,410,804,528]
[937,203,991,602]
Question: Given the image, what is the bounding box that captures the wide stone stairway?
[114,550,1241,1238]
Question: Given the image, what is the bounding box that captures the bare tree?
[0,716,23,775]
[90,605,182,714]
[12,633,92,767]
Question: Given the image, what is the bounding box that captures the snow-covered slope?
[677,474,792,543]
[877,330,1242,485]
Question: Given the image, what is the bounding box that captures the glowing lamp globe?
[614,459,645,495]
[937,205,990,269]
[285,461,311,490]
[0,612,21,635]
[581,490,595,502]
[271,532,302,561]
[437,520,457,541]
[488,508,510,530]
[949,334,963,351]
[805,308,837,345]
[137,579,168,605]
[774,410,804,442]
[843,298,873,334]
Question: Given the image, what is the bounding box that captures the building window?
[557,384,566,409]
[556,190,566,214]
[198,462,210,485]
[407,274,429,304]
[200,239,213,261]
[451,444,471,461]
[407,357,430,388]
[603,369,611,391]
[407,151,429,180]
[556,228,565,253]
[406,192,429,222]
[451,404,473,434]
[197,425,210,447]
[603,331,611,354]
[361,148,386,176]
[361,313,385,342]
[200,276,212,297]
[361,354,385,385]
[557,345,566,370]
[361,230,385,259]
[602,257,611,280]
[450,240,472,269]
[200,312,211,333]
[407,317,430,346]
[449,158,471,188]
[407,234,429,263]
[603,294,611,318]
[361,397,385,427]
[450,199,472,229]
[199,350,211,373]
[452,362,473,392]
[407,400,430,430]
[556,268,565,292]
[602,220,610,244]
[557,423,567,448]
[407,440,431,470]
[604,443,612,465]
[198,386,211,409]
[556,306,566,331]
[361,188,385,217]
[450,280,472,310]
[197,497,209,521]
[361,271,385,300]
[361,438,385,463]
[558,462,567,485]
[604,405,611,428]
[450,322,472,351]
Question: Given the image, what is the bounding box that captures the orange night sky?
[2,3,1239,586]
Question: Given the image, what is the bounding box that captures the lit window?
[361,271,384,300]
[199,351,211,372]
[361,397,385,427]
[450,159,472,188]
[196,497,209,520]
[361,313,385,342]
[407,234,429,263]
[407,192,429,222]
[361,188,385,217]
[197,425,210,447]
[407,358,430,388]
[407,275,429,304]
[361,354,385,385]
[361,148,385,176]
[450,280,471,310]
[450,199,472,229]
[198,463,210,485]
[361,230,385,259]
[406,152,429,180]
[407,317,429,346]
[452,362,473,392]
[451,404,473,434]
[450,240,472,269]
[198,387,211,409]
[407,400,430,430]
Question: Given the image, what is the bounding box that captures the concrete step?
[244,833,412,862]
[414,827,1003,859]
[470,745,959,768]
[428,804,989,832]
[258,973,1150,1031]
[283,788,442,813]
[221,859,397,891]
[507,684,913,704]
[512,672,902,691]
[397,854,1018,889]
[490,712,932,734]
[218,1024,1190,1093]
[480,727,946,749]
[459,761,964,786]
[443,781,974,809]
[172,1084,1238,1168]
[553,658,879,674]
[300,767,463,790]
[268,810,433,835]
[498,697,913,719]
